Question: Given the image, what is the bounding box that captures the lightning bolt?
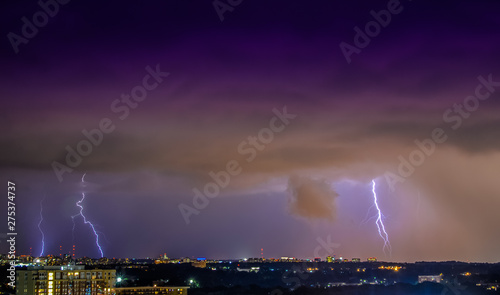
[371,179,392,257]
[71,173,104,258]
[38,196,45,257]
[71,215,77,245]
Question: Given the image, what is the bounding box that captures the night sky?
[1,0,500,262]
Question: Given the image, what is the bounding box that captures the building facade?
[16,265,116,295]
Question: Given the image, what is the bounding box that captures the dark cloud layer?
[1,0,500,262]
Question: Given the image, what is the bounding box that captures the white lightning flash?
[371,179,392,256]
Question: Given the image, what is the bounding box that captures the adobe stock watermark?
[7,0,71,54]
[178,106,296,225]
[271,235,340,294]
[340,0,410,64]
[6,181,16,289]
[384,74,500,191]
[212,0,243,21]
[51,64,169,182]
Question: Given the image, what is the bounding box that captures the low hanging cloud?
[287,175,339,221]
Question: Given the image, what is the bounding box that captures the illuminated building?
[279,257,296,262]
[191,260,206,268]
[180,257,191,263]
[236,266,260,273]
[418,275,443,283]
[113,286,188,294]
[326,256,333,263]
[351,258,361,262]
[16,265,115,295]
[367,257,377,262]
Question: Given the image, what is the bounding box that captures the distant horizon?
[9,253,500,265]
